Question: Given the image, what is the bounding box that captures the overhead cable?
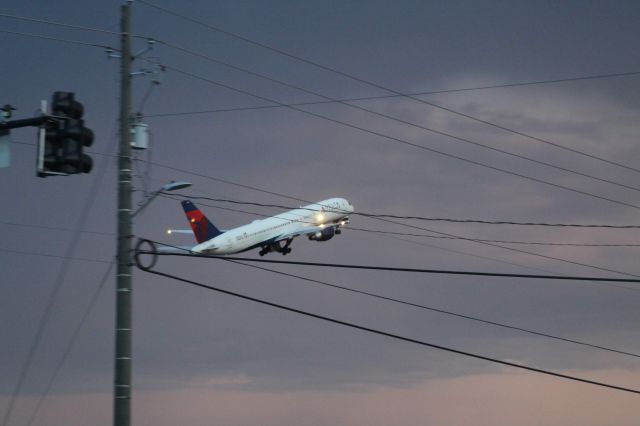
[139,265,640,395]
[145,70,640,118]
[0,137,112,426]
[163,63,640,212]
[142,242,640,285]
[157,194,582,276]
[171,194,640,230]
[0,247,111,264]
[0,29,115,49]
[154,170,640,279]
[157,194,640,248]
[349,227,640,247]
[10,186,634,253]
[151,166,640,278]
[136,0,640,173]
[0,12,148,39]
[226,259,640,358]
[0,220,113,236]
[24,261,114,426]
[153,40,640,194]
[0,12,122,36]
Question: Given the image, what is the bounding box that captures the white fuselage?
[192,198,353,254]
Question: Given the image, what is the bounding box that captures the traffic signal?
[37,91,94,177]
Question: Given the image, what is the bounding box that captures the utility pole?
[114,2,132,426]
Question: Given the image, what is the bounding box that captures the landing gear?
[258,238,293,256]
[280,238,293,255]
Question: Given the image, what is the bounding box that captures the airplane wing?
[273,225,324,242]
[272,221,346,243]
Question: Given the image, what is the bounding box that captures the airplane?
[180,197,354,256]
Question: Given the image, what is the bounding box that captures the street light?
[131,180,192,218]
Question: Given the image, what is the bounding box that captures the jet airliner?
[181,198,354,256]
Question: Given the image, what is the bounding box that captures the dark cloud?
[2,1,640,425]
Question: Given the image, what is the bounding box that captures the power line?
[351,217,640,278]
[355,217,640,229]
[143,243,640,285]
[155,194,640,290]
[161,188,640,287]
[153,169,640,280]
[226,259,640,358]
[0,12,149,41]
[7,187,634,254]
[365,232,640,291]
[139,265,640,395]
[16,0,640,194]
[151,160,307,204]
[24,261,114,426]
[348,227,640,248]
[157,194,582,277]
[0,29,115,49]
[158,193,640,248]
[171,195,640,230]
[1,137,112,426]
[136,0,640,174]
[162,153,640,285]
[0,220,113,236]
[5,148,639,231]
[153,41,640,195]
[0,247,111,264]
[158,193,640,284]
[7,8,625,273]
[404,71,640,95]
[150,165,640,278]
[0,12,122,36]
[144,71,640,118]
[12,190,636,247]
[163,63,640,212]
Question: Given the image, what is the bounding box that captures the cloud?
[3,3,640,424]
[9,368,639,426]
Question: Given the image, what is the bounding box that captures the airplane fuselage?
[191,198,353,255]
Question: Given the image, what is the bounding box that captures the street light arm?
[131,181,191,218]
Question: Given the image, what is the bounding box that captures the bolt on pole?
[114,2,133,426]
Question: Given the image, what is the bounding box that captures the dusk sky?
[2,1,640,424]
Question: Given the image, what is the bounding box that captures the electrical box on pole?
[131,120,148,150]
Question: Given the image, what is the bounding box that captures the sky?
[2,0,640,424]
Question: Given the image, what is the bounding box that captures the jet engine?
[309,226,335,241]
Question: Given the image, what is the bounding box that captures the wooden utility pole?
[114,2,133,425]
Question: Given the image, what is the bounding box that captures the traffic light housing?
[37,91,93,177]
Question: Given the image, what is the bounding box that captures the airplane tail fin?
[181,200,224,244]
